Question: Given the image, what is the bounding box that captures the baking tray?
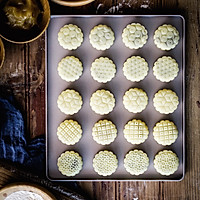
[46,15,185,181]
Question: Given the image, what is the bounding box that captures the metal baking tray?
[46,15,185,181]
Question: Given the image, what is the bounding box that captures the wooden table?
[0,0,200,199]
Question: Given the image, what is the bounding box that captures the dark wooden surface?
[0,0,200,199]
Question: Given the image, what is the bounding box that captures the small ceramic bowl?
[51,0,95,7]
[0,38,5,69]
[0,0,50,44]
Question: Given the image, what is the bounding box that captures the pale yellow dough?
[89,24,115,50]
[154,150,179,176]
[153,120,178,146]
[58,24,83,50]
[122,23,148,49]
[154,24,179,50]
[123,56,149,82]
[57,89,83,115]
[123,119,149,144]
[57,151,83,177]
[90,89,115,115]
[93,150,118,176]
[57,119,82,145]
[123,88,148,113]
[58,56,83,82]
[91,57,116,83]
[153,56,179,82]
[124,149,149,175]
[92,119,117,145]
[153,89,179,114]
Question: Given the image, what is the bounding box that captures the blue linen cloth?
[0,96,45,174]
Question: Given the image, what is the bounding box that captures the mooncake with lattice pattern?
[123,119,149,144]
[57,120,82,145]
[92,119,117,145]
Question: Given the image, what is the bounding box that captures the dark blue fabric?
[0,95,79,190]
[0,97,45,174]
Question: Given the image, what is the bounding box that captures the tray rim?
[45,14,185,182]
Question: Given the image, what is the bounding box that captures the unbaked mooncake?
[154,24,179,51]
[57,151,83,176]
[58,24,83,50]
[154,150,179,176]
[124,149,149,175]
[90,89,115,115]
[58,56,83,82]
[123,88,148,113]
[153,89,179,114]
[57,89,83,115]
[89,24,115,50]
[122,23,148,49]
[92,119,117,145]
[93,150,118,176]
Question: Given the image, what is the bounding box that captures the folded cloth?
[0,96,45,174]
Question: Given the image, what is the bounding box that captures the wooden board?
[0,0,200,199]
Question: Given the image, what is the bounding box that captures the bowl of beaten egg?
[0,0,50,43]
[0,38,5,69]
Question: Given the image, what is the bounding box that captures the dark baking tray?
[46,15,185,181]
